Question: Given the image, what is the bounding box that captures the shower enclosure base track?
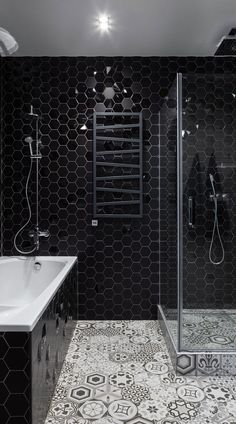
[158,305,236,376]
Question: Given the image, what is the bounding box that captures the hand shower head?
[24,137,33,156]
[209,173,216,197]
[25,136,33,143]
[209,173,214,184]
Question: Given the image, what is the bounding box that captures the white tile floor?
[45,321,236,424]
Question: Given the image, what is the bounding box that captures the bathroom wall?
[1,57,159,320]
[2,57,236,319]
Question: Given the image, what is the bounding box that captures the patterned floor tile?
[108,399,137,421]
[68,385,94,404]
[78,400,107,419]
[45,321,236,424]
[121,384,150,404]
[167,309,236,350]
[138,399,168,421]
[93,383,122,403]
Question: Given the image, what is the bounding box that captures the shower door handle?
[188,196,194,228]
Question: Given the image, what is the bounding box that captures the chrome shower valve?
[209,193,228,201]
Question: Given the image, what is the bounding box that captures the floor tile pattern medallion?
[45,321,236,424]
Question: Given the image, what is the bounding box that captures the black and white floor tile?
[45,321,236,424]
[167,309,236,350]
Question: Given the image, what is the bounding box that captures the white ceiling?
[1,0,236,56]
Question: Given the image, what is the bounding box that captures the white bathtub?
[0,256,77,331]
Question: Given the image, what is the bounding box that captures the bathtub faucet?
[28,227,50,250]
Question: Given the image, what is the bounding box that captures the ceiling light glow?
[98,15,111,32]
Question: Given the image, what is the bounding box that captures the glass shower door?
[179,73,236,352]
[159,76,179,349]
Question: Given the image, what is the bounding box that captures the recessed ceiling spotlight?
[98,15,111,32]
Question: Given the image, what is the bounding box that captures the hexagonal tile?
[177,355,196,375]
[78,400,107,419]
[85,373,107,388]
[68,385,93,403]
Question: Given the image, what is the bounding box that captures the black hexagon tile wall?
[2,57,236,320]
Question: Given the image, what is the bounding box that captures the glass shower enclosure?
[160,73,236,353]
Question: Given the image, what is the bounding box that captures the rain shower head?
[0,27,18,56]
[214,28,236,56]
[21,106,41,121]
[28,105,39,118]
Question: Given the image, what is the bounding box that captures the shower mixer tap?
[209,193,228,201]
[24,136,42,159]
[29,228,50,250]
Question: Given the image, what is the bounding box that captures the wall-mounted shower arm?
[219,162,236,169]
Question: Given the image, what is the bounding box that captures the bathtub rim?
[0,256,77,332]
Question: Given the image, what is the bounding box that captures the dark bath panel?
[0,258,77,424]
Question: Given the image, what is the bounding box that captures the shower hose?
[13,157,36,255]
[209,174,224,265]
